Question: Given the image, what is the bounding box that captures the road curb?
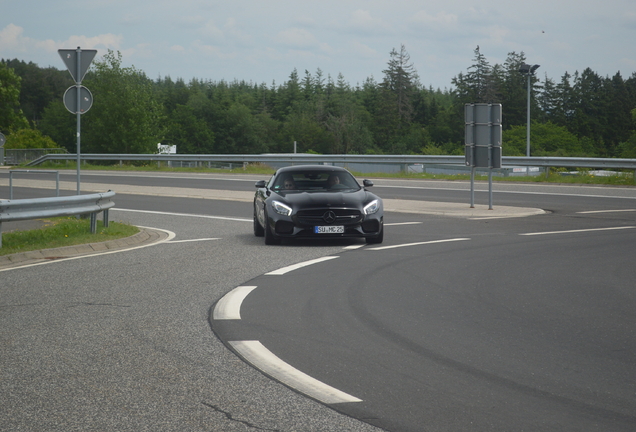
[0,227,167,269]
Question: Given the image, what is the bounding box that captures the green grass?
[1,217,139,256]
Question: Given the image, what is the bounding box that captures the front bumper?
[270,213,383,239]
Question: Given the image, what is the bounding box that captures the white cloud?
[198,20,225,40]
[0,24,122,55]
[0,24,31,52]
[410,10,458,28]
[274,28,318,48]
[349,40,378,59]
[222,18,252,46]
[63,34,124,51]
[191,39,236,60]
[344,9,392,35]
[480,25,511,46]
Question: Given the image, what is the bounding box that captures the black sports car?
[253,165,384,245]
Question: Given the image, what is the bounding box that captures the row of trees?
[2,46,636,158]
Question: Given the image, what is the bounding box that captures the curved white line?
[167,238,220,243]
[229,340,362,404]
[213,286,258,320]
[368,237,471,251]
[0,226,176,273]
[265,256,339,275]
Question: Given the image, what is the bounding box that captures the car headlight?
[272,200,292,216]
[364,199,379,215]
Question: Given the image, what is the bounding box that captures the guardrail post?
[90,212,97,234]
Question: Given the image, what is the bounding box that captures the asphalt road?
[1,170,636,431]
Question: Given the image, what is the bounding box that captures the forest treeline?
[1,46,636,158]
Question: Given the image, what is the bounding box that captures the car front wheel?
[366,225,384,244]
[264,211,282,245]
[253,205,264,237]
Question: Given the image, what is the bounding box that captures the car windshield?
[271,171,360,192]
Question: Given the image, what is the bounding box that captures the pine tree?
[381,44,418,125]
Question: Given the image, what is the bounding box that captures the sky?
[1,0,635,90]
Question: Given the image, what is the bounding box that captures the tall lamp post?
[519,63,540,174]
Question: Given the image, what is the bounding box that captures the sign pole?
[58,47,96,195]
[76,47,81,194]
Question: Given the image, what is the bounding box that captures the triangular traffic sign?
[58,48,97,83]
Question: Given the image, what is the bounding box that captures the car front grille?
[295,208,362,225]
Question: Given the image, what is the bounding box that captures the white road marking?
[113,208,251,222]
[229,340,362,404]
[213,286,258,320]
[343,244,366,250]
[520,226,636,236]
[265,256,339,275]
[577,209,636,214]
[385,222,423,226]
[166,238,220,243]
[368,237,471,251]
[469,215,534,220]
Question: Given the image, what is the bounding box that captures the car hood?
[277,189,373,208]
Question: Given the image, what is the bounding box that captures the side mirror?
[363,179,374,187]
[255,180,266,188]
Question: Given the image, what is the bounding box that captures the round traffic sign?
[63,85,93,114]
[0,132,6,147]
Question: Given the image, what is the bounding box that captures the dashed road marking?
[367,237,471,251]
[229,340,362,405]
[213,286,258,320]
[265,256,339,275]
[520,226,636,236]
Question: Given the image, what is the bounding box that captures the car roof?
[275,165,350,174]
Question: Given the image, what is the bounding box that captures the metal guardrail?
[0,191,115,248]
[25,153,636,173]
[9,170,60,199]
[4,148,69,166]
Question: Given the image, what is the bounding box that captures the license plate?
[314,225,345,234]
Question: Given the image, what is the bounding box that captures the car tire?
[366,225,384,244]
[264,211,282,245]
[253,206,264,237]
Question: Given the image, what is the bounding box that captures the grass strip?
[1,217,139,256]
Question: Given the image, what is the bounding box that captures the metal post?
[76,47,82,195]
[488,169,493,210]
[90,212,97,234]
[470,166,475,208]
[526,72,531,176]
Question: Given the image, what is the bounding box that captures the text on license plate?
[314,225,345,234]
